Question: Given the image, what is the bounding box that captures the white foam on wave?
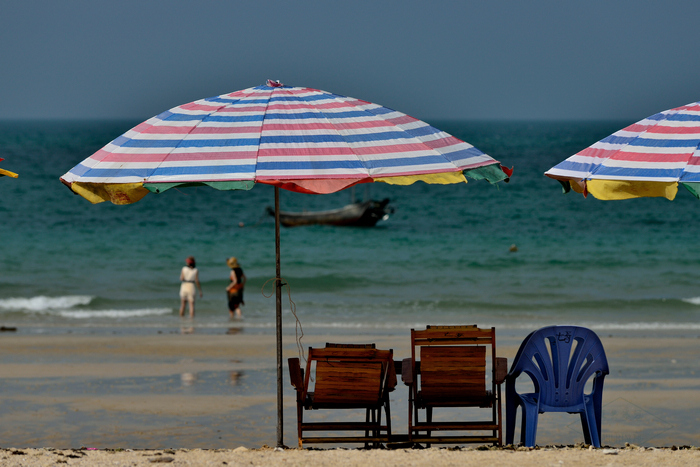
[0,295,93,312]
[584,322,700,331]
[57,308,173,319]
[248,320,700,332]
[681,297,700,305]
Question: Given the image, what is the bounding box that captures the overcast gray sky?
[2,1,700,121]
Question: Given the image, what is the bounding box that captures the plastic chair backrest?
[509,326,609,408]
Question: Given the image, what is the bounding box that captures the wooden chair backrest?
[325,343,376,349]
[420,345,486,399]
[411,326,496,402]
[306,347,393,405]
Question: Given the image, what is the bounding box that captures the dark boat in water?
[267,198,393,227]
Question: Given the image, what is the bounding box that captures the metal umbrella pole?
[275,186,283,447]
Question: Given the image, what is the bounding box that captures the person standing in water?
[226,257,246,319]
[179,256,202,318]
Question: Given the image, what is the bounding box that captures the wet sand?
[0,331,698,451]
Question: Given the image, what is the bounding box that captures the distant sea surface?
[2,120,700,338]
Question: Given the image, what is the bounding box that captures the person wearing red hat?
[179,256,202,318]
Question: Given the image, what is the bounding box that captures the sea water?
[1,120,700,338]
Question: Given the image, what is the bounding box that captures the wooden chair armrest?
[494,357,508,384]
[288,357,304,390]
[401,358,414,385]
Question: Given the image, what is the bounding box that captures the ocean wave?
[244,320,700,332]
[681,297,700,306]
[583,322,700,331]
[0,295,93,311]
[56,308,173,319]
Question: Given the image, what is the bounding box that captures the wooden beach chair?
[288,343,396,448]
[402,325,507,446]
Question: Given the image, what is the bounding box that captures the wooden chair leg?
[297,402,304,448]
[364,408,372,449]
[426,407,433,448]
[375,406,382,448]
[365,408,370,439]
[384,397,392,440]
[408,391,414,442]
[496,386,503,446]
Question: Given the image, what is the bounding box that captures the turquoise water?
[2,120,700,337]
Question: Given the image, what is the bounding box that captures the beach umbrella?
[59,80,512,447]
[0,158,18,178]
[545,101,700,200]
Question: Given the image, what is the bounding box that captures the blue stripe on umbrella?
[680,171,700,182]
[68,163,95,178]
[161,112,208,122]
[643,112,700,123]
[263,110,378,120]
[114,138,261,148]
[600,135,637,145]
[442,146,488,162]
[591,166,684,179]
[548,160,598,175]
[361,154,452,170]
[269,94,336,103]
[206,93,340,106]
[626,138,700,148]
[204,115,266,123]
[399,124,445,138]
[73,166,153,179]
[645,112,667,122]
[150,165,257,176]
[204,97,267,105]
[74,164,258,179]
[257,159,367,171]
[364,106,395,116]
[665,113,700,122]
[259,131,442,145]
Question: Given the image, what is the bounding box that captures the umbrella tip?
[267,79,284,88]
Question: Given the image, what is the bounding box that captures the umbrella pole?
[275,186,284,448]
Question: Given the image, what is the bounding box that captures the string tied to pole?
[262,277,305,363]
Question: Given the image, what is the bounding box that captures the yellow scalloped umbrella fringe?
[374,171,467,186]
[71,182,150,205]
[586,179,678,201]
[70,172,468,204]
[0,168,18,178]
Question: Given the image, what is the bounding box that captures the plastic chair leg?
[505,396,518,444]
[584,397,602,448]
[579,412,592,445]
[521,401,540,447]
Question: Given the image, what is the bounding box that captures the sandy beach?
[1,445,700,467]
[0,330,698,465]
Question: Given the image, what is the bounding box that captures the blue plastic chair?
[505,326,609,447]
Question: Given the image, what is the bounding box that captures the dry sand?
[1,445,699,466]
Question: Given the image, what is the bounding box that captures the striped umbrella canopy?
[60,80,512,447]
[61,80,510,202]
[545,101,700,200]
[0,158,18,178]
